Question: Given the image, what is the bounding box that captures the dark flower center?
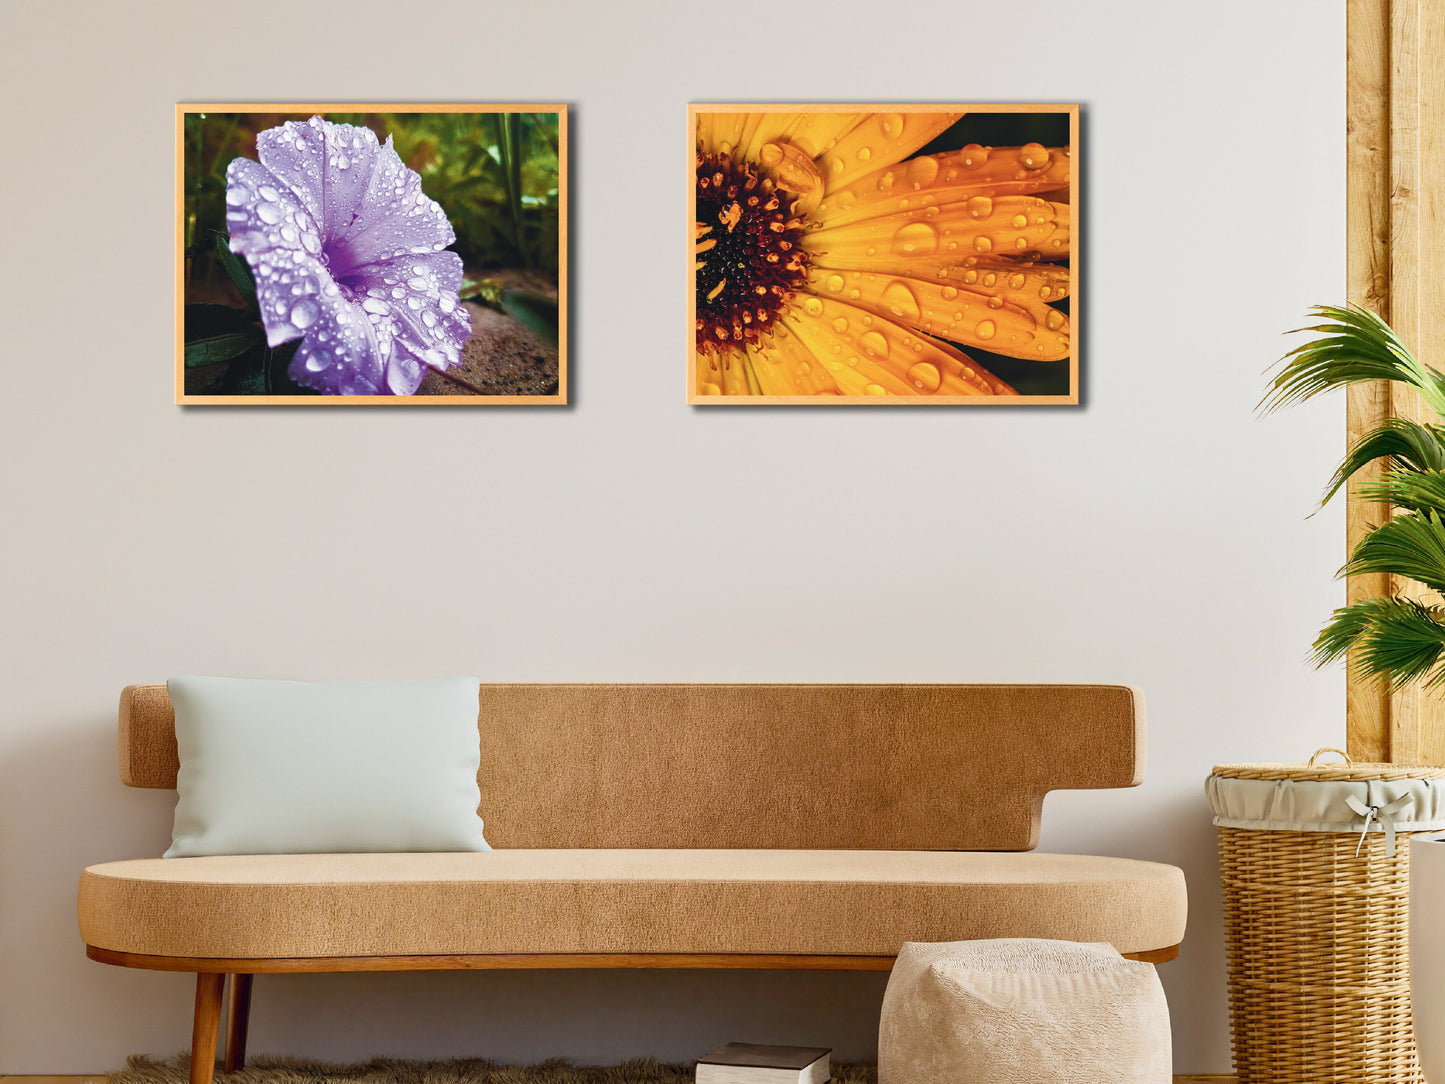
[695,152,810,354]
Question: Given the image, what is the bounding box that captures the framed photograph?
[178,104,567,404]
[689,104,1077,404]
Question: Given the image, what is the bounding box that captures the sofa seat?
[79,848,1187,960]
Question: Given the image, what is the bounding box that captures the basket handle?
[1308,746,1355,768]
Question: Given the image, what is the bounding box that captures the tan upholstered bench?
[78,683,1187,1084]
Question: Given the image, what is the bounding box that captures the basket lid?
[1212,746,1445,782]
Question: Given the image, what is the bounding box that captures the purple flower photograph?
[178,104,567,404]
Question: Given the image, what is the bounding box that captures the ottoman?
[878,939,1172,1084]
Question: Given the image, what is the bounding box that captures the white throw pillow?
[164,676,490,857]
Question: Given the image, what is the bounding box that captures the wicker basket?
[1210,749,1445,1084]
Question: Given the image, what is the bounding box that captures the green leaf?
[214,233,258,313]
[1357,468,1445,517]
[1341,510,1445,595]
[1262,302,1445,419]
[1313,595,1445,688]
[500,289,558,346]
[184,328,263,368]
[1324,418,1445,503]
[184,302,255,340]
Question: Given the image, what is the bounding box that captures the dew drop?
[987,296,1004,310]
[963,270,978,284]
[1020,143,1051,170]
[836,190,857,210]
[1012,214,1029,230]
[973,236,993,253]
[880,114,904,139]
[439,296,456,314]
[891,222,938,256]
[906,155,939,188]
[1045,309,1066,330]
[362,297,390,316]
[700,382,723,395]
[289,298,319,329]
[859,330,889,358]
[304,350,330,373]
[256,202,282,225]
[877,171,895,194]
[864,383,887,395]
[825,274,845,293]
[422,311,437,328]
[1009,273,1026,289]
[407,276,428,290]
[857,146,872,162]
[831,316,849,333]
[906,361,941,392]
[940,286,959,300]
[965,196,994,219]
[959,144,989,169]
[802,296,824,317]
[301,232,322,254]
[976,320,997,340]
[880,279,921,321]
[225,187,248,207]
[280,224,298,244]
[258,185,279,201]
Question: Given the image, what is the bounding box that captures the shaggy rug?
[108,1056,879,1084]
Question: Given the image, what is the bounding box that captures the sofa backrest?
[118,682,1144,851]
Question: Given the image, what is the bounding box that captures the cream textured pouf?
[878,939,1172,1084]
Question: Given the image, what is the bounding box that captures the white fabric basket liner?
[1207,774,1445,833]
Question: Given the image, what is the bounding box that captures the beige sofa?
[79,683,1187,1084]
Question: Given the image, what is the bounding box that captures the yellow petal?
[696,112,751,156]
[745,329,842,396]
[695,346,754,396]
[804,265,1070,361]
[805,195,1071,266]
[815,146,1071,226]
[813,112,963,194]
[741,113,866,161]
[782,298,1012,397]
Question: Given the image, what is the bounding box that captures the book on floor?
[695,1042,831,1084]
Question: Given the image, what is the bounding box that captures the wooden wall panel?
[1346,0,1445,765]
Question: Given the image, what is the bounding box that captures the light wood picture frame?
[689,103,1078,405]
[177,103,567,405]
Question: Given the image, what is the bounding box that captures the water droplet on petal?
[973,237,993,253]
[280,224,298,244]
[225,187,248,207]
[1012,214,1029,229]
[304,350,330,373]
[1045,309,1066,330]
[940,286,959,300]
[907,362,941,392]
[959,144,989,169]
[880,279,921,321]
[831,317,848,333]
[877,171,895,194]
[439,296,456,314]
[825,274,845,293]
[880,114,904,139]
[966,196,994,219]
[258,185,279,201]
[859,330,889,357]
[256,202,282,225]
[977,320,997,340]
[802,296,824,317]
[289,298,319,329]
[891,222,938,256]
[1020,143,1051,170]
[906,156,939,188]
[864,383,887,395]
[362,297,390,316]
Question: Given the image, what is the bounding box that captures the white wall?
[0,0,1344,1073]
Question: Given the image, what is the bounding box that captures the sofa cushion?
[78,849,1186,960]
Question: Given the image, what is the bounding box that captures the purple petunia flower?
[224,116,471,395]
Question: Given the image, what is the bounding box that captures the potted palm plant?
[1266,302,1445,1079]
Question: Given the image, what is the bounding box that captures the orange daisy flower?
[691,107,1075,402]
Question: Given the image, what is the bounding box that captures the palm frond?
[1357,468,1445,517]
[1341,510,1445,595]
[1261,303,1445,418]
[1323,418,1445,503]
[1313,595,1445,687]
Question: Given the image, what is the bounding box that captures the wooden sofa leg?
[224,973,253,1072]
[190,973,225,1084]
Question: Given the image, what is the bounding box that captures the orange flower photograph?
[690,105,1077,404]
